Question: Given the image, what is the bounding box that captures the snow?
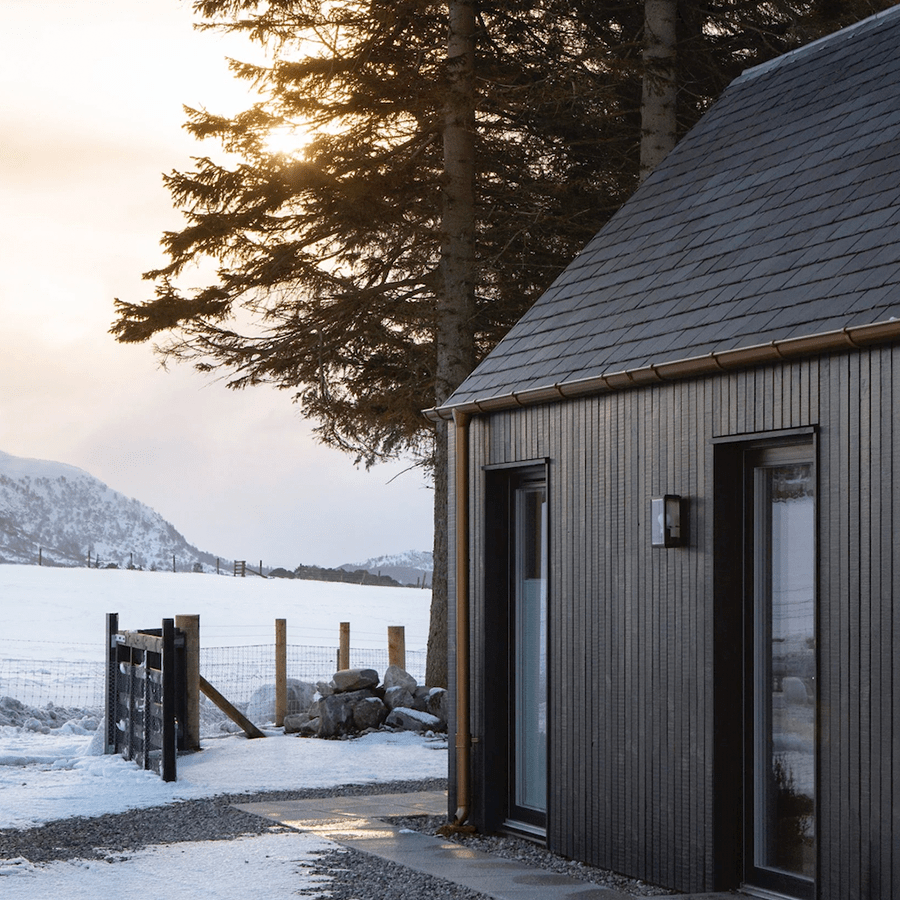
[0,563,432,662]
[0,832,339,899]
[0,564,447,896]
[0,727,447,830]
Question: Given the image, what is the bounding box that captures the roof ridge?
[737,4,900,83]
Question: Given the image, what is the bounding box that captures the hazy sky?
[0,0,433,568]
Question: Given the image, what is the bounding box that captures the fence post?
[105,613,118,754]
[388,626,406,670]
[339,622,350,670]
[161,618,176,782]
[176,614,201,751]
[275,618,287,726]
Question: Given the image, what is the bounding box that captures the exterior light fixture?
[651,495,683,548]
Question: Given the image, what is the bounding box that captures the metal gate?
[104,613,187,782]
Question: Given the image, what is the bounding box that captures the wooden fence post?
[388,626,406,670]
[176,614,201,751]
[275,618,287,726]
[339,622,350,670]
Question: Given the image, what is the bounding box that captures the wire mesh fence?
[199,644,426,712]
[1,644,428,727]
[0,658,106,711]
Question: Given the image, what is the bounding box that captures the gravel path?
[0,778,670,898]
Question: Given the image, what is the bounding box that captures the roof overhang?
[423,317,900,422]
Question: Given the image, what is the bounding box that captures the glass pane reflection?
[755,463,815,880]
[515,486,547,813]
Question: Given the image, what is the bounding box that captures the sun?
[263,125,310,158]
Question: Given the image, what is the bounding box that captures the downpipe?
[452,409,471,828]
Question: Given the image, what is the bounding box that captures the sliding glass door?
[509,474,548,830]
[746,445,816,899]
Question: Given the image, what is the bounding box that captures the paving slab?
[235,790,635,900]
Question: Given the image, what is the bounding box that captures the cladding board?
[459,348,898,897]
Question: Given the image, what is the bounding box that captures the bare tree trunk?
[426,0,476,688]
[640,0,677,182]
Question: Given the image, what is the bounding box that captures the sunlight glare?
[264,124,311,158]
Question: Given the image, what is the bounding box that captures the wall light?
[651,495,683,548]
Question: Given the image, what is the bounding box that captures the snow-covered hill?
[341,549,433,587]
[0,450,219,571]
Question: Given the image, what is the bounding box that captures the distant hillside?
[340,549,433,587]
[0,450,219,572]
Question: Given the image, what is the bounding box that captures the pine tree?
[113,0,890,684]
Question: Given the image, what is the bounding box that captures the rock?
[298,717,320,737]
[384,685,415,710]
[411,686,431,712]
[283,713,307,734]
[316,680,334,697]
[425,687,448,727]
[332,668,380,693]
[382,665,417,694]
[385,707,442,733]
[317,693,356,737]
[352,696,388,731]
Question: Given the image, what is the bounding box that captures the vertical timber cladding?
[464,348,898,897]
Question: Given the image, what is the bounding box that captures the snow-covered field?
[0,564,446,897]
[1,563,432,660]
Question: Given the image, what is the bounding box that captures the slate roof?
[437,6,900,413]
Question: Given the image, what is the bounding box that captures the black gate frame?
[104,613,187,782]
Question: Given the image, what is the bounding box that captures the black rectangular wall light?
[651,495,682,547]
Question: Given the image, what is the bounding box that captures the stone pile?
[283,665,448,739]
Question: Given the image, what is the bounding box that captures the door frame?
[481,459,550,840]
[742,441,817,899]
[712,428,818,897]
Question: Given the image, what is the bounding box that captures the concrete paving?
[235,790,637,900]
[235,791,746,900]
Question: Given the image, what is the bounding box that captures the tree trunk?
[640,0,678,182]
[426,0,477,688]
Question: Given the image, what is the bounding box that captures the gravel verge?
[296,846,492,900]
[0,778,445,864]
[0,777,670,898]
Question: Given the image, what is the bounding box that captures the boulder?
[425,687,448,727]
[332,668,380,693]
[385,707,442,733]
[382,665,417,694]
[317,693,356,737]
[352,696,388,731]
[412,686,432,712]
[384,685,416,710]
[283,712,312,734]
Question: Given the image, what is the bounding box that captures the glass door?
[746,446,816,899]
[510,476,548,829]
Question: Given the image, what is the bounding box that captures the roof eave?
[423,318,900,422]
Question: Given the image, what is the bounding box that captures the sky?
[0,0,434,569]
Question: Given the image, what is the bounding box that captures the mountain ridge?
[0,450,218,571]
[340,549,433,587]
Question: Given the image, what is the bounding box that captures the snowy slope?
[0,450,219,571]
[341,549,433,587]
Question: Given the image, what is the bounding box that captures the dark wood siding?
[456,347,899,897]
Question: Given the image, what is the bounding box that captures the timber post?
[388,625,406,670]
[339,622,350,670]
[175,614,201,751]
[275,618,287,726]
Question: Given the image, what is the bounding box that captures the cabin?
[425,8,900,899]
